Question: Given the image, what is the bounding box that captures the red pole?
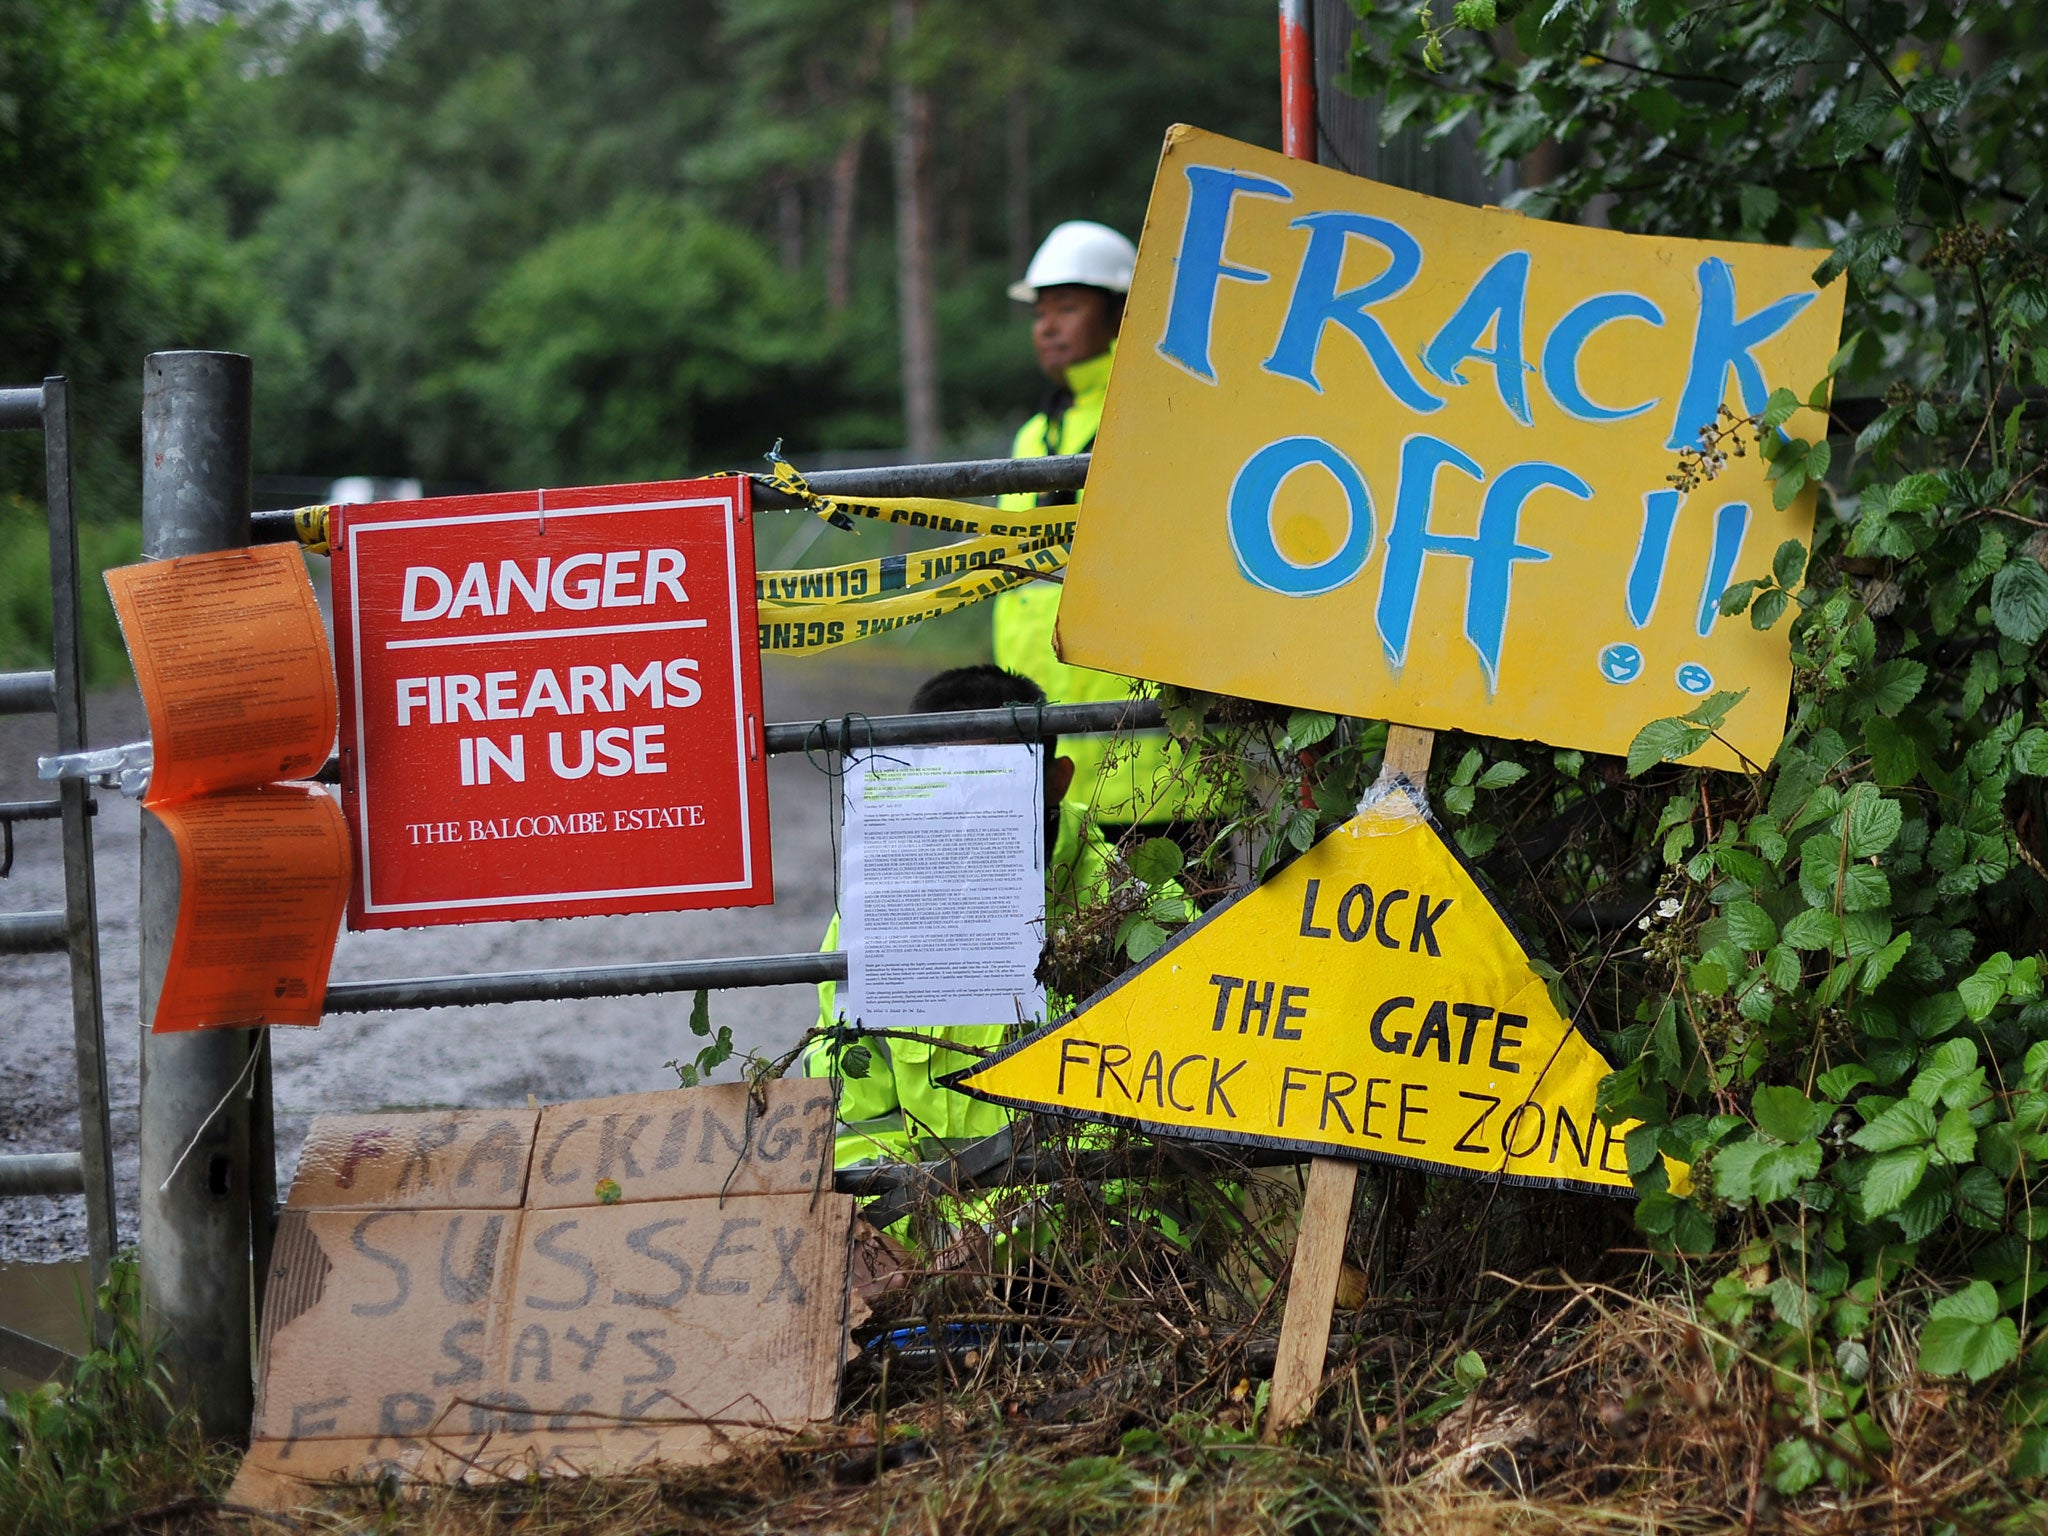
[1278,0,1317,163]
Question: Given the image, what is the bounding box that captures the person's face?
[1032,286,1119,382]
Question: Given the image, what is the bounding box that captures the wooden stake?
[1263,723,1434,1441]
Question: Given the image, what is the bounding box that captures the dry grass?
[96,1156,2045,1536]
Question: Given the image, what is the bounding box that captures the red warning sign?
[333,478,772,928]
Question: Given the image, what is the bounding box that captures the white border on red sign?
[346,493,756,915]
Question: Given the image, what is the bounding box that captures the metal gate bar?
[322,697,1165,1014]
[0,376,118,1342]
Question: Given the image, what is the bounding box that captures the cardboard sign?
[951,791,1636,1194]
[1057,127,1846,768]
[106,543,351,1031]
[334,478,772,928]
[232,1080,854,1506]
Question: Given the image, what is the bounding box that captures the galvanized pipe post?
[137,352,259,1436]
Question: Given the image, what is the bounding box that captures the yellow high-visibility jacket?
[799,798,1114,1168]
[994,343,1207,825]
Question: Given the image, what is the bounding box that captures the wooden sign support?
[1263,723,1433,1440]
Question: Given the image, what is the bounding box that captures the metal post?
[137,351,257,1436]
[41,376,118,1326]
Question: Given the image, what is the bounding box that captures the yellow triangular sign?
[953,791,1636,1195]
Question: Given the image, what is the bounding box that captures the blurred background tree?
[0,0,1279,514]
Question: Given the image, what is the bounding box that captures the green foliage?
[1334,0,2048,1488]
[0,497,141,683]
[0,1260,223,1536]
[667,987,735,1086]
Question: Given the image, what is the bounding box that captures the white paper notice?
[839,743,1046,1030]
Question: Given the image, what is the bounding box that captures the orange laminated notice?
[105,542,351,1033]
[106,542,337,802]
[148,785,350,1032]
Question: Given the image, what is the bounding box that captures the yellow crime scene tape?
[284,451,1071,655]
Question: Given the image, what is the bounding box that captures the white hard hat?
[1008,220,1137,303]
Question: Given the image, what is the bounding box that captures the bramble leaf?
[1754,1085,1831,1144]
[1919,1281,2018,1381]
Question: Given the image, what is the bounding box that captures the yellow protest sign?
[950,791,1634,1194]
[1056,126,1846,769]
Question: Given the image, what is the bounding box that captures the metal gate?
[0,376,118,1371]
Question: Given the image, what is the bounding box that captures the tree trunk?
[778,181,803,275]
[1006,84,1032,278]
[891,0,941,461]
[826,134,861,313]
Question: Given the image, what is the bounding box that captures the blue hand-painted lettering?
[1155,166,1292,383]
[1542,292,1664,422]
[1375,435,1575,689]
[1626,489,1683,628]
[1263,212,1443,413]
[1696,502,1752,636]
[1667,258,1815,449]
[1421,251,1534,424]
[1227,437,1378,597]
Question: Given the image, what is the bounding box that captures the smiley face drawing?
[1676,662,1714,695]
[1598,642,1644,684]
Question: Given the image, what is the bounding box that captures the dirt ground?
[0,647,960,1262]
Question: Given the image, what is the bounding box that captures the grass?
[8,1150,2030,1534]
[0,1260,230,1536]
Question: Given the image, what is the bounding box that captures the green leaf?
[1851,1098,1937,1152]
[1754,1085,1831,1144]
[1476,760,1528,791]
[1628,716,1708,776]
[689,988,711,1037]
[1285,809,1315,852]
[1752,587,1791,630]
[1453,823,1499,859]
[1860,931,1912,988]
[1127,836,1184,888]
[1769,1436,1824,1495]
[1724,901,1778,951]
[1840,862,1890,911]
[1841,791,1903,857]
[1991,559,2048,644]
[1919,1281,2018,1381]
[1816,1064,1875,1101]
[1780,908,1841,952]
[1832,93,1895,162]
[1285,709,1337,751]
[838,1042,872,1080]
[1861,659,1926,717]
[1864,717,1919,785]
[1886,472,1946,513]
[1715,1136,1821,1204]
[1738,183,1779,231]
[1959,967,2007,1023]
[1772,539,1808,589]
[1911,1037,1982,1104]
[1934,1104,1977,1163]
[1120,917,1169,962]
[2015,728,2048,776]
[1759,386,1801,431]
[2013,1429,2048,1480]
[1860,1146,1930,1217]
